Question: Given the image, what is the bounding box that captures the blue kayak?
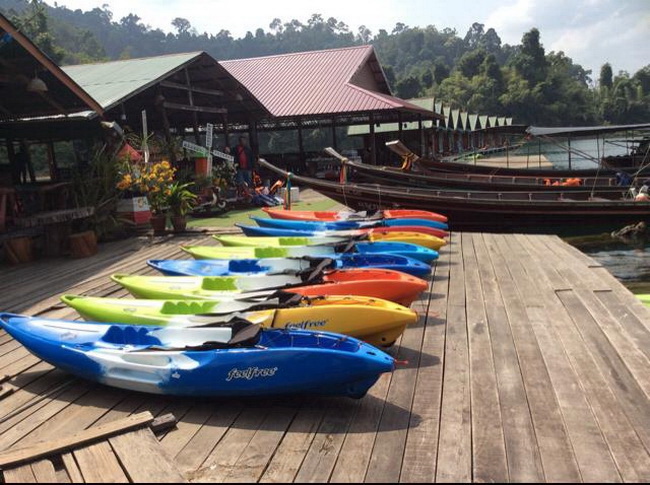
[250,216,448,231]
[0,313,394,399]
[148,253,432,278]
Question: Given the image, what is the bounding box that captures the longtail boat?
[258,158,650,235]
[337,144,630,200]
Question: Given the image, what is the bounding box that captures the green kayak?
[215,235,347,247]
[638,294,650,307]
[112,273,305,299]
[182,245,335,260]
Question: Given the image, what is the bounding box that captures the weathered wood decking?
[0,230,649,482]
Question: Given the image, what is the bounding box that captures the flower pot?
[150,214,167,236]
[68,230,98,258]
[171,215,187,233]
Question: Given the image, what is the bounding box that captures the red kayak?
[263,208,448,224]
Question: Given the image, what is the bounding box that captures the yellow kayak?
[61,294,417,348]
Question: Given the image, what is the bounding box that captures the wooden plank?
[364,290,430,483]
[520,234,650,481]
[15,387,129,447]
[293,398,358,483]
[508,234,622,482]
[462,233,508,483]
[487,233,582,482]
[74,441,129,483]
[0,382,92,451]
[159,403,214,457]
[110,427,187,483]
[61,453,84,483]
[329,372,391,483]
[474,233,544,482]
[30,459,58,483]
[173,404,242,475]
[435,232,472,483]
[189,406,270,482]
[556,291,650,450]
[224,405,299,483]
[259,403,328,483]
[159,80,223,96]
[3,463,37,483]
[163,101,227,114]
[0,411,154,467]
[400,248,447,483]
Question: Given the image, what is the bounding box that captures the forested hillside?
[2,0,649,125]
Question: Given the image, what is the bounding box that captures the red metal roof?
[220,45,438,119]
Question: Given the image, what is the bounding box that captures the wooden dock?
[0,230,649,482]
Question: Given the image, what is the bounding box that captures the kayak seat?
[229,260,265,273]
[278,237,308,246]
[161,301,218,315]
[254,247,288,258]
[185,321,262,350]
[101,325,161,346]
[201,278,239,291]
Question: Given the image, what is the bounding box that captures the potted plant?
[116,160,176,236]
[167,181,197,233]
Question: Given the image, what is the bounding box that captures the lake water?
[516,136,649,295]
[572,239,650,295]
[513,136,637,170]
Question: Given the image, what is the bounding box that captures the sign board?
[182,140,234,163]
[141,110,150,164]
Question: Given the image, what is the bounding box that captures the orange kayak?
[263,208,448,224]
[297,268,429,307]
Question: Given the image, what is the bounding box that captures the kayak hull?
[62,295,418,347]
[262,208,448,223]
[0,314,394,398]
[148,253,432,278]
[183,241,439,264]
[112,269,428,306]
[250,216,449,231]
[234,225,449,248]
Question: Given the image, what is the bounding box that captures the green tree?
[10,0,65,63]
[509,28,548,85]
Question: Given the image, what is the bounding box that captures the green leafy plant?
[167,181,198,216]
[70,143,124,241]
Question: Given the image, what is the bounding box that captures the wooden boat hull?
[347,160,629,200]
[258,159,650,235]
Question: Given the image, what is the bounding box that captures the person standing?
[234,136,254,187]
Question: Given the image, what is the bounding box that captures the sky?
[49,0,649,80]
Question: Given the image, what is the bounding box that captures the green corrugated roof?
[62,52,203,110]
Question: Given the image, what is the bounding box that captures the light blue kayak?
[251,216,449,231]
[148,253,432,278]
[192,240,439,264]
[0,313,395,398]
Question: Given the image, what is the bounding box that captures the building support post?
[369,113,377,165]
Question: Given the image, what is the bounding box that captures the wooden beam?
[0,16,104,116]
[0,411,155,468]
[160,80,223,97]
[162,101,227,115]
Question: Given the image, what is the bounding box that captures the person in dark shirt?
[234,136,255,187]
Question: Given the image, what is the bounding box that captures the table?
[14,206,95,257]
